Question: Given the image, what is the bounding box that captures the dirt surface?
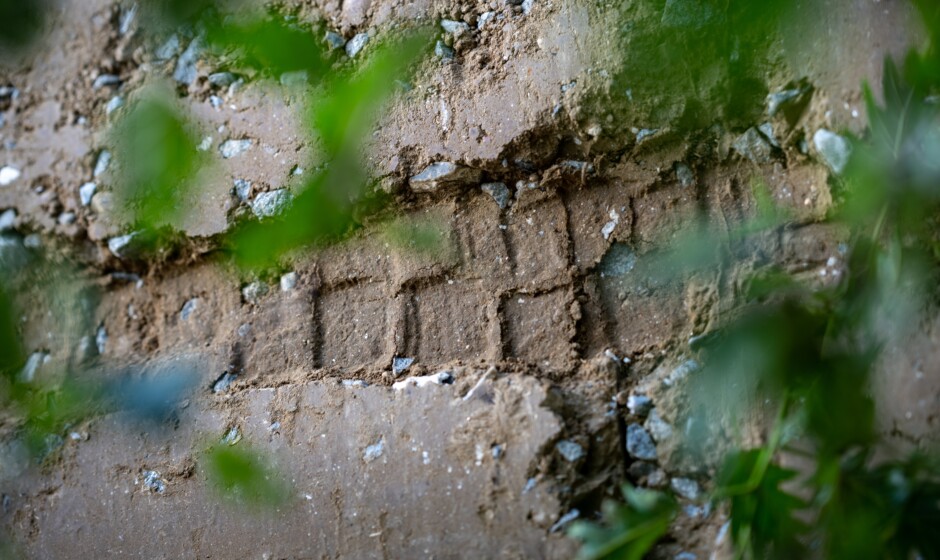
[0,0,934,558]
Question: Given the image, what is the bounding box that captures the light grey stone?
[220,139,253,159]
[555,440,584,462]
[813,129,852,175]
[626,423,657,460]
[345,33,370,58]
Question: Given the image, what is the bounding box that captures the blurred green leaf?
[0,282,24,384]
[716,448,808,560]
[203,444,290,509]
[111,90,203,232]
[569,484,676,560]
[0,0,47,50]
[206,17,329,78]
[227,28,432,269]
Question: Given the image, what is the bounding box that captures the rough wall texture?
[0,0,933,559]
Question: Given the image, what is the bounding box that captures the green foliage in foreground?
[573,3,940,559]
[568,485,676,560]
[203,443,291,509]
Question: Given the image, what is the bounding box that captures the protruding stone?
[251,189,291,218]
[346,33,370,58]
[79,182,97,206]
[733,127,773,163]
[626,423,657,460]
[409,162,481,192]
[0,166,20,186]
[671,477,701,501]
[555,440,584,462]
[481,182,511,209]
[242,282,268,305]
[219,139,253,159]
[813,129,852,175]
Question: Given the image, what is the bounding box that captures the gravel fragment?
[0,209,15,231]
[242,282,268,304]
[251,189,292,218]
[645,408,674,442]
[392,371,454,391]
[154,35,180,60]
[599,243,637,277]
[813,129,852,174]
[733,127,773,163]
[95,325,108,355]
[635,128,659,143]
[0,166,21,186]
[560,160,595,174]
[174,37,202,85]
[409,162,481,191]
[362,438,385,463]
[767,88,805,116]
[19,352,48,383]
[180,298,198,321]
[477,11,495,28]
[142,470,165,493]
[627,393,653,417]
[601,208,620,240]
[222,426,241,446]
[92,74,122,89]
[647,469,667,488]
[105,96,124,115]
[675,162,694,187]
[233,179,251,201]
[325,31,345,50]
[626,423,657,460]
[346,33,369,58]
[481,182,511,209]
[207,72,237,87]
[555,440,584,462]
[664,359,698,386]
[549,509,580,533]
[671,477,701,500]
[219,139,253,159]
[434,40,455,60]
[94,151,112,178]
[758,122,779,147]
[280,272,298,292]
[212,372,237,393]
[57,212,76,225]
[392,357,415,376]
[441,19,470,37]
[107,232,138,258]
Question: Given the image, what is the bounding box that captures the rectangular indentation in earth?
[502,288,575,370]
[404,280,491,364]
[505,197,570,290]
[318,282,390,370]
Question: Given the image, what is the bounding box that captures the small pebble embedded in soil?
[78,182,96,206]
[0,166,21,186]
[362,438,385,463]
[392,357,415,376]
[346,33,370,58]
[626,423,657,460]
[220,139,253,159]
[555,440,584,462]
[671,477,701,501]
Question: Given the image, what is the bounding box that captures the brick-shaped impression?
[565,183,632,273]
[318,282,390,370]
[505,197,570,290]
[502,288,576,370]
[402,281,493,364]
[454,193,513,290]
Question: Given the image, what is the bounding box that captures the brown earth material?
[0,0,932,558]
